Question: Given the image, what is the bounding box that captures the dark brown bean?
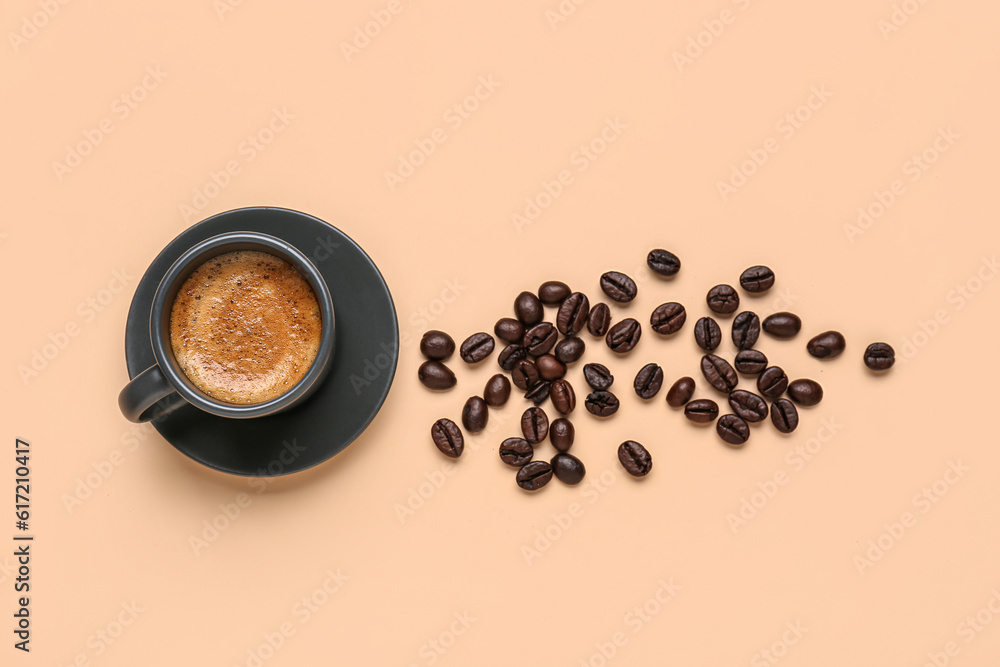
[739,266,775,293]
[494,318,525,344]
[666,377,695,408]
[684,399,719,423]
[587,302,612,337]
[787,379,823,406]
[550,379,576,414]
[606,318,641,354]
[757,366,789,399]
[706,284,740,315]
[516,461,553,491]
[498,344,528,371]
[535,354,566,380]
[524,381,552,406]
[521,407,549,444]
[583,363,614,390]
[731,311,761,350]
[511,359,540,391]
[538,280,571,306]
[617,441,652,477]
[499,437,533,467]
[549,418,575,451]
[551,452,586,485]
[460,332,495,363]
[522,322,557,356]
[633,363,664,399]
[600,271,638,303]
[585,390,619,417]
[806,331,846,359]
[650,302,686,335]
[864,342,895,371]
[647,249,681,277]
[483,374,511,407]
[734,349,768,375]
[431,418,464,458]
[727,390,768,423]
[554,337,586,364]
[556,292,590,336]
[770,398,799,434]
[462,396,489,432]
[701,354,738,393]
[762,312,802,338]
[694,316,722,351]
[420,330,455,360]
[418,360,456,390]
[717,414,750,447]
[515,291,544,326]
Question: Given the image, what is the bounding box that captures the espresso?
[169,250,322,405]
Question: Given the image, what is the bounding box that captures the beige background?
[3,0,1000,665]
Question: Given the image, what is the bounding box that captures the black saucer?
[124,207,398,476]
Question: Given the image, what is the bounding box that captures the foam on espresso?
[169,250,322,405]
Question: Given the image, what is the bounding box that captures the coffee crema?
[169,250,322,405]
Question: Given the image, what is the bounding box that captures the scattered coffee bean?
[606,318,642,354]
[864,342,895,371]
[739,266,775,293]
[556,292,590,336]
[484,374,511,407]
[535,354,566,380]
[538,280,571,306]
[550,379,577,414]
[807,330,846,359]
[551,452,586,485]
[618,441,652,477]
[499,437,533,467]
[522,322,557,356]
[650,302,687,335]
[770,398,799,434]
[666,377,696,407]
[524,381,552,406]
[717,414,750,447]
[516,461,553,490]
[511,359,540,391]
[583,363,614,390]
[728,390,768,423]
[431,418,464,458]
[521,407,549,444]
[600,271,638,303]
[684,399,719,423]
[460,332,495,363]
[706,284,740,315]
[420,330,455,360]
[494,317,525,344]
[633,363,664,399]
[498,344,528,371]
[418,360,457,390]
[462,396,489,432]
[515,291,544,326]
[554,337,586,364]
[701,354,738,393]
[585,390,620,417]
[787,379,823,406]
[549,418,575,451]
[756,366,789,399]
[647,249,681,277]
[694,316,722,351]
[588,303,612,337]
[762,312,802,338]
[734,349,768,375]
[731,311,761,350]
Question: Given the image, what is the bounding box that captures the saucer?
[123,207,398,476]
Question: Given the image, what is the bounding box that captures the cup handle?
[118,364,178,423]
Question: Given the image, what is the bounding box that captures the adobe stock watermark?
[510,116,628,234]
[749,619,809,667]
[852,459,970,575]
[915,588,1000,667]
[340,0,411,62]
[7,0,74,53]
[384,75,501,191]
[399,278,468,347]
[716,84,833,202]
[51,66,168,182]
[843,126,959,243]
[62,422,157,514]
[404,611,477,667]
[214,0,252,21]
[672,0,756,72]
[58,601,145,667]
[877,0,932,39]
[544,0,593,31]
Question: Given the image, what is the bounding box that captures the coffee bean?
[807,330,846,359]
[460,332,495,363]
[739,265,775,293]
[498,344,528,371]
[694,316,722,351]
[728,390,768,423]
[515,291,544,326]
[431,418,464,458]
[588,303,612,336]
[617,441,652,477]
[524,381,552,406]
[770,398,799,434]
[550,379,576,414]
[551,452,586,485]
[585,390,619,417]
[701,354,738,393]
[717,414,750,447]
[538,280,571,306]
[734,349,768,375]
[583,363,614,390]
[606,318,641,353]
[556,292,590,336]
[516,461,553,491]
[555,337,586,364]
[650,302,686,335]
[762,312,802,338]
[511,359,540,391]
[864,342,895,371]
[522,322,557,356]
[521,407,549,443]
[484,374,511,407]
[549,418,575,451]
[633,363,664,399]
[647,249,681,277]
[499,437,533,467]
[731,311,761,350]
[535,354,566,380]
[706,284,740,315]
[462,396,489,432]
[684,399,719,423]
[666,377,695,407]
[418,360,456,390]
[787,379,823,406]
[494,318,525,344]
[756,366,789,399]
[600,271,638,303]
[420,330,455,360]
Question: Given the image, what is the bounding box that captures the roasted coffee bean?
[494,317,525,344]
[524,381,552,406]
[633,363,664,399]
[521,406,549,443]
[666,377,696,407]
[431,418,464,458]
[787,379,823,406]
[511,359,540,391]
[550,379,576,414]
[762,312,802,338]
[617,441,652,477]
[731,311,761,350]
[600,271,638,303]
[606,318,642,354]
[499,437,533,467]
[460,332,495,363]
[684,399,719,423]
[807,330,846,359]
[535,354,566,380]
[706,284,740,315]
[734,349,768,375]
[585,390,620,417]
[498,344,528,371]
[522,322,557,356]
[555,337,586,364]
[462,396,489,432]
[484,374,511,407]
[756,366,789,399]
[538,280,571,306]
[583,363,614,390]
[694,316,722,351]
[418,360,457,390]
[551,452,586,485]
[516,461,553,491]
[716,414,750,447]
[650,302,686,335]
[739,265,775,293]
[701,354,738,393]
[556,292,590,336]
[647,249,681,277]
[549,418,575,451]
[770,398,799,434]
[588,303,612,337]
[420,330,455,360]
[864,342,895,371]
[728,390,768,423]
[514,291,544,326]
